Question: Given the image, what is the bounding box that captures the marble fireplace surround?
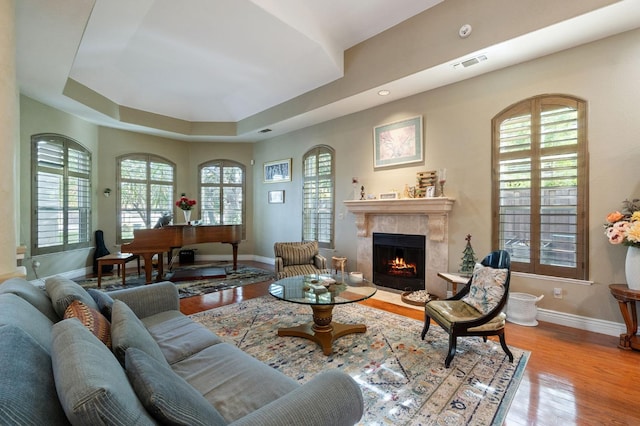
[343,198,455,298]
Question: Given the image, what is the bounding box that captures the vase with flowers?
[176,194,196,224]
[604,198,640,290]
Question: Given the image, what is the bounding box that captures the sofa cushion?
[51,319,155,425]
[125,348,227,426]
[0,293,54,353]
[64,300,112,348]
[461,263,508,314]
[0,324,70,425]
[87,288,114,320]
[45,276,99,319]
[111,300,168,367]
[275,242,317,267]
[171,342,298,423]
[0,277,59,322]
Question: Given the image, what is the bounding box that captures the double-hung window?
[492,95,588,279]
[117,154,175,243]
[302,145,335,249]
[199,160,245,236]
[32,134,92,254]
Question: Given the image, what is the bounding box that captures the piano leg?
[231,243,238,270]
[139,253,155,284]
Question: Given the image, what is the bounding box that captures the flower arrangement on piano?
[176,195,197,211]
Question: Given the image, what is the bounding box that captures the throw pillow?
[0,293,55,353]
[64,300,112,348]
[87,288,114,320]
[462,263,508,314]
[51,319,156,425]
[0,277,59,322]
[0,324,69,425]
[45,275,99,319]
[277,242,317,267]
[111,300,168,367]
[125,348,227,426]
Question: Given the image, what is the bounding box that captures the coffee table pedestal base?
[277,305,366,355]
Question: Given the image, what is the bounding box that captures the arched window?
[199,160,245,236]
[32,134,92,254]
[492,94,588,279]
[117,154,175,243]
[302,145,335,249]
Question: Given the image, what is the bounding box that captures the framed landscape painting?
[373,116,423,169]
[263,158,291,183]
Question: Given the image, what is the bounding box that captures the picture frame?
[268,190,285,204]
[264,158,292,183]
[373,116,423,169]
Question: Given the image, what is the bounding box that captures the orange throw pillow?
[64,300,112,348]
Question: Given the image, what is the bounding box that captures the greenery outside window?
[492,94,588,279]
[117,154,175,243]
[199,160,245,236]
[32,134,92,254]
[303,145,335,249]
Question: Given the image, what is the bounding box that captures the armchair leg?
[421,314,432,340]
[498,332,514,362]
[445,334,457,368]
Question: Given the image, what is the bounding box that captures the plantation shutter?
[33,135,92,254]
[199,160,245,232]
[493,95,588,279]
[303,146,335,249]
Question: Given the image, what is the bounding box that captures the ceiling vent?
[259,128,272,133]
[452,54,487,69]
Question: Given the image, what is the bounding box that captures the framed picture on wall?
[268,190,285,204]
[264,158,292,183]
[373,116,423,169]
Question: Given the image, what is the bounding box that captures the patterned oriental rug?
[191,296,529,426]
[76,262,274,298]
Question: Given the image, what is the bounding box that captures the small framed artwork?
[264,158,292,183]
[268,190,285,204]
[373,116,423,169]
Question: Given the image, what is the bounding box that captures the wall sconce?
[103,188,112,197]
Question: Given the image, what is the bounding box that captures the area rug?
[75,262,274,298]
[191,296,529,426]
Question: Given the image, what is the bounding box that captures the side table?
[609,284,640,350]
[437,272,469,295]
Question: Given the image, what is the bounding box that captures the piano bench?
[97,253,141,288]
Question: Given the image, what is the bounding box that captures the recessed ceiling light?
[378,90,390,96]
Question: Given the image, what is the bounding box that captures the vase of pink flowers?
[176,195,196,224]
[604,198,640,290]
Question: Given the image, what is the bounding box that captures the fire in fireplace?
[373,233,425,292]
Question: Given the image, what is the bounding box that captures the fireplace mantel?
[343,198,455,240]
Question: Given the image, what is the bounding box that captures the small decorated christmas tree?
[459,234,477,277]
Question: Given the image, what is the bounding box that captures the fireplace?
[373,233,425,292]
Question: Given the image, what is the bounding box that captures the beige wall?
[18,27,640,324]
[253,28,640,323]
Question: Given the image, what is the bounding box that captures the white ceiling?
[15,0,640,142]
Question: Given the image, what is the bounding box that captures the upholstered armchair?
[421,250,514,368]
[274,241,327,279]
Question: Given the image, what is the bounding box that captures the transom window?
[302,145,335,249]
[199,160,245,235]
[117,154,175,243]
[492,94,588,279]
[32,134,92,254]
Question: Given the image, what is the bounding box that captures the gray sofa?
[0,276,363,425]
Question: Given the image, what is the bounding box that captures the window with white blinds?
[492,95,588,279]
[32,134,92,254]
[199,160,245,235]
[303,146,335,249]
[117,154,175,243]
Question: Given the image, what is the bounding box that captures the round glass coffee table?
[269,273,377,355]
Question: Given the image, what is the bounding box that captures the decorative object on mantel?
[373,115,423,169]
[352,177,359,200]
[438,168,447,197]
[604,198,640,290]
[379,191,399,200]
[415,170,436,198]
[360,185,365,200]
[459,234,477,277]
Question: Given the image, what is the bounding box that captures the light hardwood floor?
[125,261,640,425]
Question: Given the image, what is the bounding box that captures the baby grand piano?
[121,224,242,284]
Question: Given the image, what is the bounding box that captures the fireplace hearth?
[373,233,425,292]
